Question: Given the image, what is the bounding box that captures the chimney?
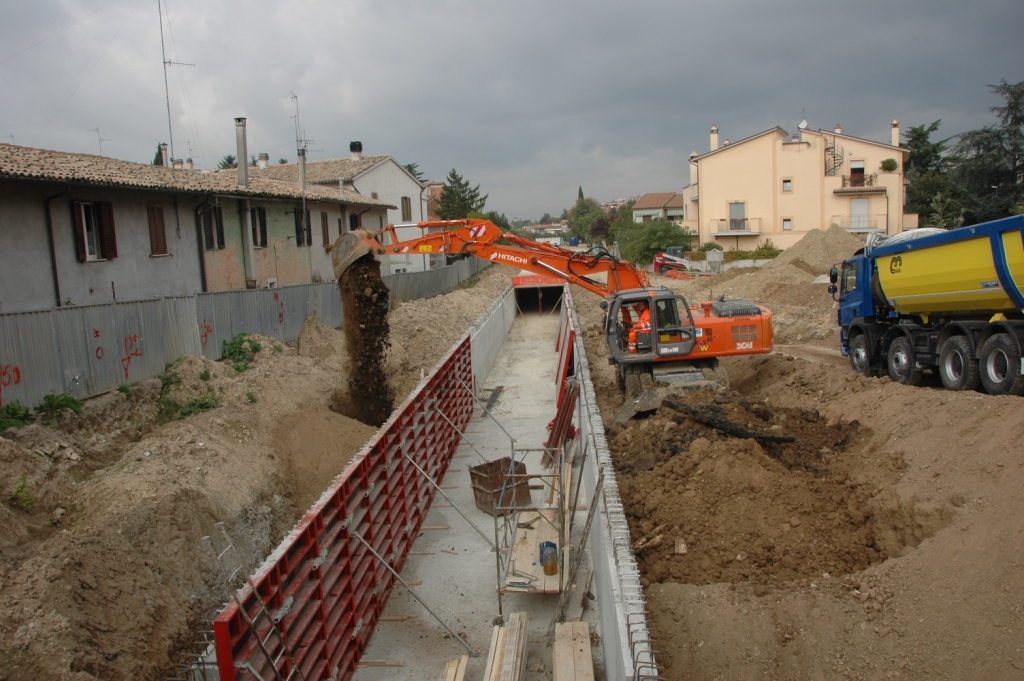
[891,119,900,147]
[298,147,307,192]
[235,117,249,188]
[350,141,363,160]
[689,151,698,187]
[257,152,269,169]
[159,143,169,167]
[709,125,719,151]
[185,158,194,170]
[173,158,183,170]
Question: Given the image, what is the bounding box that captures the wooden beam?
[553,621,594,681]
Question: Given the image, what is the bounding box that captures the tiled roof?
[633,192,681,210]
[0,144,393,208]
[246,155,392,184]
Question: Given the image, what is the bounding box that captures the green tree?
[619,219,694,265]
[927,191,965,230]
[404,163,426,182]
[950,79,1024,224]
[471,210,511,231]
[539,212,555,225]
[218,154,237,169]
[436,169,487,219]
[152,143,165,165]
[903,121,955,217]
[566,198,606,242]
[578,186,584,201]
[608,199,636,244]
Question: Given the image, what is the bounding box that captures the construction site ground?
[1,225,1023,680]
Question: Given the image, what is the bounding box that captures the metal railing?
[709,217,762,234]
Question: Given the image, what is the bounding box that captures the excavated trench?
[608,356,951,592]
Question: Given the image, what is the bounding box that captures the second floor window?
[202,206,225,250]
[782,179,792,192]
[401,196,412,222]
[250,207,267,248]
[147,203,168,255]
[321,212,330,246]
[71,200,117,261]
[294,206,312,246]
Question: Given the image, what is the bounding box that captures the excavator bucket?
[332,228,376,279]
[610,366,729,429]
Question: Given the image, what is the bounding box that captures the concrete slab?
[354,312,599,681]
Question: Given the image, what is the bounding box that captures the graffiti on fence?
[92,328,105,360]
[121,335,142,381]
[0,364,23,406]
[200,320,213,352]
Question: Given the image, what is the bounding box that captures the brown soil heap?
[338,254,395,426]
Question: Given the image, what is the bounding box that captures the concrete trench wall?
[210,284,657,680]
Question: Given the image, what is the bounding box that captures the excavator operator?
[627,300,651,353]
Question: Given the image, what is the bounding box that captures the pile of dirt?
[0,264,514,681]
[339,255,395,426]
[654,225,864,346]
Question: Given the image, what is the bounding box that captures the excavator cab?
[605,289,697,365]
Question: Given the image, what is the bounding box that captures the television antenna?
[90,128,111,156]
[290,94,314,157]
[158,0,194,163]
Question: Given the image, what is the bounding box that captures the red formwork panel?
[213,335,475,681]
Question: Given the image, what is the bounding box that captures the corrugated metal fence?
[0,259,489,410]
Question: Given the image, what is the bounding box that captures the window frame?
[782,178,793,192]
[202,206,226,251]
[71,200,117,262]
[250,206,268,248]
[147,203,169,256]
[294,206,312,247]
[321,211,330,247]
[401,196,412,222]
[782,218,793,231]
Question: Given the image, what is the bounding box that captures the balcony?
[830,214,888,234]
[834,173,886,194]
[710,217,761,236]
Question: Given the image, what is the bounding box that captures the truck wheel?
[979,333,1024,395]
[938,336,980,391]
[655,265,664,275]
[887,337,924,386]
[849,334,874,376]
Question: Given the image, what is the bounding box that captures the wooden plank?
[454,654,468,681]
[358,659,405,667]
[437,654,468,681]
[485,623,506,681]
[553,622,594,681]
[505,510,560,593]
[499,612,528,681]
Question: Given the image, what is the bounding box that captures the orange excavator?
[333,218,773,422]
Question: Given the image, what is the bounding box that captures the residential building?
[632,193,686,224]
[0,134,390,312]
[681,121,916,250]
[248,142,433,274]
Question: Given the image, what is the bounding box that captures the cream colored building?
[681,121,917,250]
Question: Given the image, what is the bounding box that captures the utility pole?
[157,0,193,163]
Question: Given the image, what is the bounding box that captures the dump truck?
[334,219,773,421]
[829,214,1024,395]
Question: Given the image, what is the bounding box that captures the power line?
[31,0,144,147]
[0,0,120,66]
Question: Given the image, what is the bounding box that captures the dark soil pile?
[338,255,395,426]
[610,389,885,588]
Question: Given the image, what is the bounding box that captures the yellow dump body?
[872,218,1024,319]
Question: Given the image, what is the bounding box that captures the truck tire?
[979,333,1024,396]
[849,334,874,376]
[887,336,924,386]
[938,336,980,391]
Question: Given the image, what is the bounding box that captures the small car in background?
[653,246,691,274]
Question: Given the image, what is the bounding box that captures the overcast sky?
[2,0,1021,220]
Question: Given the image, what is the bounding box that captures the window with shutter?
[147,204,168,255]
[71,200,117,261]
[201,206,225,250]
[250,207,267,247]
[401,196,412,221]
[321,212,330,246]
